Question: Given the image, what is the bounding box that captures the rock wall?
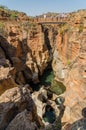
[0,22,52,86]
[52,12,86,125]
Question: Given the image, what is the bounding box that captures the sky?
[0,0,86,16]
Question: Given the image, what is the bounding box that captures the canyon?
[0,7,86,130]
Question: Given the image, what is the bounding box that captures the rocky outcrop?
[32,86,65,130]
[32,87,59,121]
[6,110,39,130]
[0,87,43,130]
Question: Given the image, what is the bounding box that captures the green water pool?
[40,69,54,86]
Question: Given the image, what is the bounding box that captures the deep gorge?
[0,9,86,130]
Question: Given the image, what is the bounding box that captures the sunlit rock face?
[32,86,64,128]
[52,11,86,124]
[0,23,52,84]
[27,25,50,83]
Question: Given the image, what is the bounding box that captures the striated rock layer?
[52,10,86,126]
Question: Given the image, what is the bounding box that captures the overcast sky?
[0,0,86,16]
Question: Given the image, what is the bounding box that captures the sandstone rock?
[0,87,44,129]
[32,87,60,126]
[6,110,38,130]
[27,25,50,76]
[0,87,20,129]
[52,18,86,125]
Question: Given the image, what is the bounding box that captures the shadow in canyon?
[29,68,54,91]
[44,28,52,50]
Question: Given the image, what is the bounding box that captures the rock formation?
[0,7,86,129]
[0,87,43,130]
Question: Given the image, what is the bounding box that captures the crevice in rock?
[29,66,54,91]
[43,105,56,124]
[0,36,15,66]
[44,28,52,50]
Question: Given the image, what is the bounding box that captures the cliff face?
[52,10,86,125]
[0,21,51,85]
[0,8,86,129]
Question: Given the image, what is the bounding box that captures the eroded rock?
[0,87,44,130]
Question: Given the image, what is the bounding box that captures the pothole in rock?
[55,96,65,106]
[43,105,56,124]
[32,86,65,126]
[31,68,66,126]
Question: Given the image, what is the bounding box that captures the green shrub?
[59,23,69,35]
[67,60,71,65]
[79,24,83,33]
[0,22,4,28]
[10,12,17,19]
[0,22,4,34]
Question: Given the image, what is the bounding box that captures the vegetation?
[0,5,26,20]
[10,12,18,19]
[0,5,8,10]
[0,22,4,28]
[49,80,66,95]
[79,24,84,33]
[67,60,71,65]
[59,23,69,35]
[0,22,4,34]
